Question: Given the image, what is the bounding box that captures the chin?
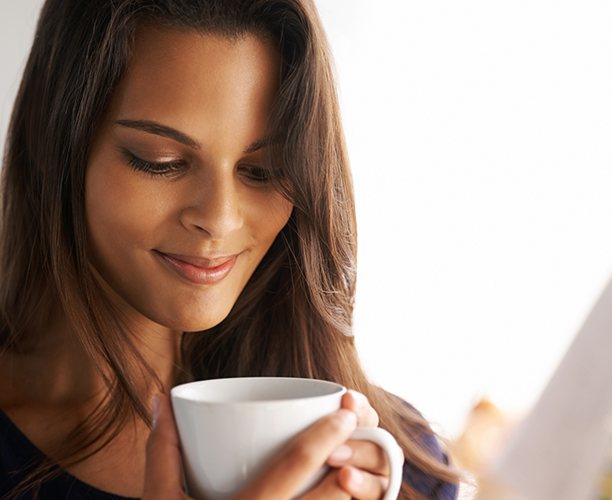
[167,308,234,333]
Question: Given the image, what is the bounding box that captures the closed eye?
[237,164,276,185]
[120,148,187,177]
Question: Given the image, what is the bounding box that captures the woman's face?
[86,27,293,333]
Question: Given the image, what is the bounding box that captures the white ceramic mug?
[171,377,404,499]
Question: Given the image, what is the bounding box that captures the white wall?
[315,0,612,437]
[2,1,612,439]
[0,2,41,139]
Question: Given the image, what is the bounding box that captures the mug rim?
[171,376,346,405]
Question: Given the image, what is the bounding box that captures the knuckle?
[285,440,320,470]
[369,408,380,427]
[327,410,355,434]
[349,389,367,403]
[328,416,348,434]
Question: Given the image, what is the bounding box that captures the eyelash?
[237,165,273,185]
[122,149,275,185]
[125,151,186,177]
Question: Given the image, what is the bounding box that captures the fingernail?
[349,468,364,488]
[151,394,160,428]
[328,444,353,464]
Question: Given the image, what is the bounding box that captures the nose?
[179,169,244,239]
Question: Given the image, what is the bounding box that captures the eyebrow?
[115,119,272,154]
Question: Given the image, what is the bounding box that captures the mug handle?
[349,427,405,500]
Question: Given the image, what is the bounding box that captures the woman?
[0,0,459,498]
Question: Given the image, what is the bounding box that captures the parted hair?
[0,0,459,498]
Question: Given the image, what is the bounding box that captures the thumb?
[142,393,189,500]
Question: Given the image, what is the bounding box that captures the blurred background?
[312,2,612,497]
[2,1,612,498]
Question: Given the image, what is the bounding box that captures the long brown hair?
[0,0,459,498]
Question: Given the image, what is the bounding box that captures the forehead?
[103,25,281,137]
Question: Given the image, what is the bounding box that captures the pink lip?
[154,251,238,285]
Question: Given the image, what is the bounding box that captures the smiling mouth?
[153,250,238,285]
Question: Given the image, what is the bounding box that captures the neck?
[2,300,182,413]
[0,295,182,498]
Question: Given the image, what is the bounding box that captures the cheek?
[85,160,167,265]
[254,194,293,242]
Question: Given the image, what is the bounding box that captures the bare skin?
[0,27,392,499]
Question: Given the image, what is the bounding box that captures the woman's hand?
[143,393,358,500]
[142,391,392,500]
[143,394,192,500]
[321,390,391,500]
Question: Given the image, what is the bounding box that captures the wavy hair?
[0,0,459,498]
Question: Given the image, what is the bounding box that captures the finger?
[341,390,379,428]
[337,465,389,500]
[142,394,189,500]
[236,409,357,500]
[327,440,389,476]
[299,469,351,500]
